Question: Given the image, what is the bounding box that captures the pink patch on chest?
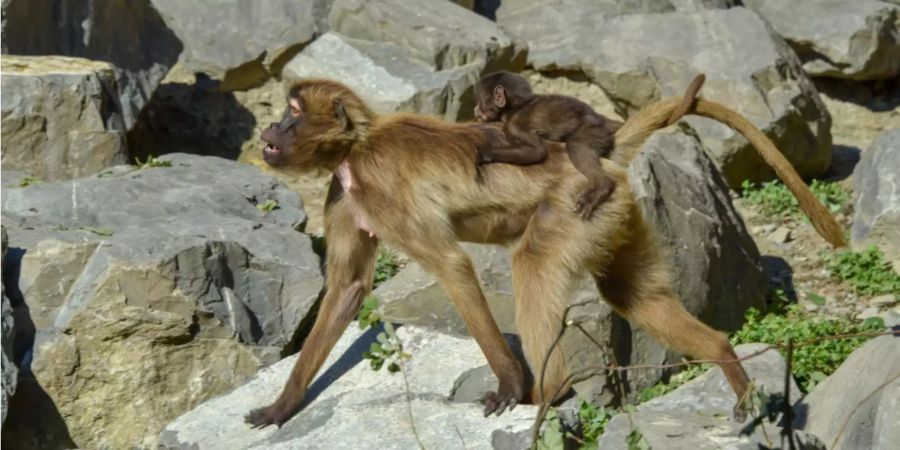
[336,161,376,238]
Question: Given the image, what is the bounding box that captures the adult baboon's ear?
[334,98,353,131]
[493,85,507,108]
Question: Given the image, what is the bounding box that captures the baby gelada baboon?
[474,71,622,219]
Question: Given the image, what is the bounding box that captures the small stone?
[856,306,880,321]
[879,309,900,329]
[892,259,900,277]
[753,224,776,235]
[870,294,897,308]
[804,303,821,313]
[768,227,792,244]
[741,208,759,220]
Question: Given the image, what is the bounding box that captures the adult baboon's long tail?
[612,77,846,248]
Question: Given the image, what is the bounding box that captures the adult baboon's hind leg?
[594,221,752,420]
[511,204,584,405]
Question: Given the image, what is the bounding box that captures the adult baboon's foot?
[480,378,525,417]
[244,402,296,429]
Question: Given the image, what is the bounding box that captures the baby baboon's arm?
[478,119,549,165]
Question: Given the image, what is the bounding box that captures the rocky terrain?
[1,1,898,449]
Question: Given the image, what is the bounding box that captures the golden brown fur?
[245,76,845,429]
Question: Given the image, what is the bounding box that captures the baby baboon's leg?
[567,127,616,220]
[595,223,751,419]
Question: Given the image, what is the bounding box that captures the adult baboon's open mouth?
[262,144,283,164]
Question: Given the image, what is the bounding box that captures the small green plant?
[825,246,900,296]
[356,295,410,373]
[806,291,827,306]
[357,295,381,330]
[741,180,796,217]
[626,429,651,450]
[534,410,566,450]
[364,321,408,373]
[579,400,615,444]
[134,154,172,169]
[374,249,400,288]
[731,305,885,391]
[637,362,711,403]
[19,175,42,187]
[740,179,848,217]
[810,179,850,213]
[256,199,280,213]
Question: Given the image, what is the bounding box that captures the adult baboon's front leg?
[245,177,378,428]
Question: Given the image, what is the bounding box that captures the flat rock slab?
[745,0,900,80]
[159,325,538,450]
[1,55,127,181]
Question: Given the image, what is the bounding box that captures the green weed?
[740,179,848,218]
[731,305,884,391]
[825,246,900,296]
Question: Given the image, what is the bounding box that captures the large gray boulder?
[0,154,324,449]
[284,32,482,120]
[793,335,900,450]
[376,131,765,404]
[596,344,823,449]
[324,0,525,120]
[498,7,832,188]
[330,0,524,73]
[631,131,766,330]
[1,0,181,128]
[150,0,321,91]
[744,0,900,80]
[159,325,539,449]
[1,55,128,182]
[852,129,900,257]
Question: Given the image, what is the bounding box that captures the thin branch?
[453,425,466,449]
[401,364,426,450]
[782,338,796,450]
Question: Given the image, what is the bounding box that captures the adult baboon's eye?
[289,98,303,118]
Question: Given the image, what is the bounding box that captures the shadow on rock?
[814,76,900,113]
[761,255,797,307]
[127,79,257,162]
[2,375,77,450]
[300,324,382,408]
[1,247,75,450]
[825,144,862,181]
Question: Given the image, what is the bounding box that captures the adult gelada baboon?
[245,76,845,429]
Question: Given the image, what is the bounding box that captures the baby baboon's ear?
[493,85,507,108]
